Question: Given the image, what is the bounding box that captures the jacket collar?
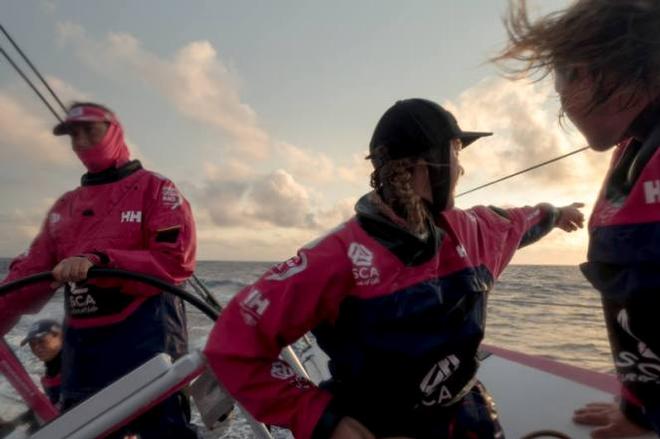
[355,192,443,266]
[81,160,143,186]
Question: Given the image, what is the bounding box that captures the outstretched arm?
[447,201,585,279]
[508,201,584,248]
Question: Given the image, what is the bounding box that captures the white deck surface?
[478,355,657,438]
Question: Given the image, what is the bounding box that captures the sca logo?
[419,355,460,406]
[615,309,660,383]
[348,243,380,286]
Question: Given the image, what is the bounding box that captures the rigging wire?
[0,43,63,122]
[0,23,67,113]
[456,146,590,197]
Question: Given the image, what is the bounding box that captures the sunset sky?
[1,0,609,265]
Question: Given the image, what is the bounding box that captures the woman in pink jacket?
[0,102,198,438]
[204,98,584,438]
[496,1,660,437]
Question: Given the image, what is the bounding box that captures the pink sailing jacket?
[0,161,196,401]
[205,194,559,438]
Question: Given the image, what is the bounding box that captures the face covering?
[75,122,130,173]
[420,144,452,213]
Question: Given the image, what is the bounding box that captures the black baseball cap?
[368,98,492,165]
[20,319,62,346]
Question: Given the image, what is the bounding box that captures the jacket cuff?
[80,251,109,266]
[620,396,653,430]
[539,203,560,225]
[311,399,344,439]
[517,203,559,248]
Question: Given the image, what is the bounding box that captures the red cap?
[53,105,116,136]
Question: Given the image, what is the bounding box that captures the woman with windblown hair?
[204,98,584,438]
[495,0,660,437]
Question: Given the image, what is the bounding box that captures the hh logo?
[240,289,270,325]
[121,211,142,223]
[348,242,380,286]
[644,180,660,204]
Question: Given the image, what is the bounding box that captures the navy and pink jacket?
[581,124,660,432]
[0,161,196,403]
[204,194,560,438]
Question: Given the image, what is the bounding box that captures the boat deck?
[480,344,656,438]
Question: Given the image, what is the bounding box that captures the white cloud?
[45,75,91,105]
[315,197,357,230]
[195,224,320,262]
[54,21,379,202]
[336,151,373,186]
[250,170,315,228]
[202,159,256,182]
[193,196,356,262]
[0,199,55,257]
[445,77,610,206]
[0,90,75,167]
[201,180,251,227]
[191,166,355,232]
[57,23,270,159]
[274,142,335,184]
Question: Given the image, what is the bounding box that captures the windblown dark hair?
[494,0,660,111]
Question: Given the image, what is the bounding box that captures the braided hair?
[370,147,430,237]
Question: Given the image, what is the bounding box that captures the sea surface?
[0,260,612,437]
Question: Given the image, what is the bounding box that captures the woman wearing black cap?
[204,98,584,438]
[21,319,63,405]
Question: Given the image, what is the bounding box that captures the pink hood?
[75,121,130,173]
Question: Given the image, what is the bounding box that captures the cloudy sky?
[1,1,609,265]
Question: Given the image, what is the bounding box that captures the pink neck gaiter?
[75,123,130,173]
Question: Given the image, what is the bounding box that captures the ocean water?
[0,260,611,437]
